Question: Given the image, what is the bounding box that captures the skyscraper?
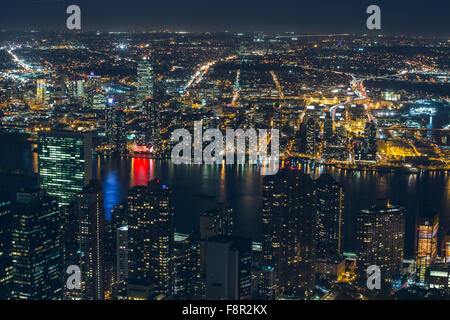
[0,191,12,300]
[363,120,377,161]
[314,174,344,258]
[142,98,160,144]
[38,130,92,207]
[200,203,234,240]
[262,169,316,299]
[323,112,334,140]
[173,233,202,299]
[356,199,405,286]
[205,236,252,300]
[11,189,61,300]
[116,225,128,284]
[106,107,127,154]
[36,79,47,104]
[127,180,174,296]
[305,117,319,157]
[416,211,439,284]
[136,57,154,107]
[76,179,105,300]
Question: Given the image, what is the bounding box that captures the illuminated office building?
[76,79,85,99]
[38,131,92,207]
[429,263,450,289]
[416,211,439,284]
[36,79,47,104]
[76,179,105,300]
[173,233,202,299]
[257,266,276,300]
[0,191,12,300]
[356,200,405,286]
[444,234,450,263]
[262,169,316,299]
[127,180,174,296]
[92,92,107,111]
[136,57,154,107]
[314,174,344,258]
[11,189,61,300]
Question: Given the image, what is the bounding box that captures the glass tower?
[38,131,92,207]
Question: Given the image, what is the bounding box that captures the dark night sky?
[0,0,448,36]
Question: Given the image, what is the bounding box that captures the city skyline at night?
[0,0,449,306]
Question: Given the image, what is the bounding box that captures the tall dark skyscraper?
[305,117,319,157]
[0,191,12,300]
[363,120,377,161]
[262,169,316,299]
[11,189,61,300]
[127,180,174,296]
[76,179,105,300]
[200,203,234,240]
[38,131,92,207]
[173,233,202,299]
[314,174,344,258]
[199,203,234,286]
[143,98,160,144]
[356,199,405,286]
[106,105,127,154]
[205,236,252,300]
[323,112,334,140]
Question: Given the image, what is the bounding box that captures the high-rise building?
[173,233,202,299]
[38,130,92,207]
[314,174,344,258]
[305,117,319,157]
[416,211,439,284]
[127,180,174,296]
[11,189,61,300]
[363,120,377,161]
[200,203,234,240]
[142,98,160,143]
[256,266,276,300]
[323,112,334,140]
[76,79,85,99]
[136,57,154,107]
[36,79,47,104]
[105,98,127,154]
[92,92,107,111]
[116,225,128,284]
[0,191,12,300]
[356,199,405,286]
[262,169,316,299]
[205,236,252,300]
[76,179,105,300]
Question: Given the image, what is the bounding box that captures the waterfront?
[0,140,448,258]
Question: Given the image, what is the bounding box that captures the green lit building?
[38,131,92,207]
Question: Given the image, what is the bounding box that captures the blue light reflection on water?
[102,171,121,221]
